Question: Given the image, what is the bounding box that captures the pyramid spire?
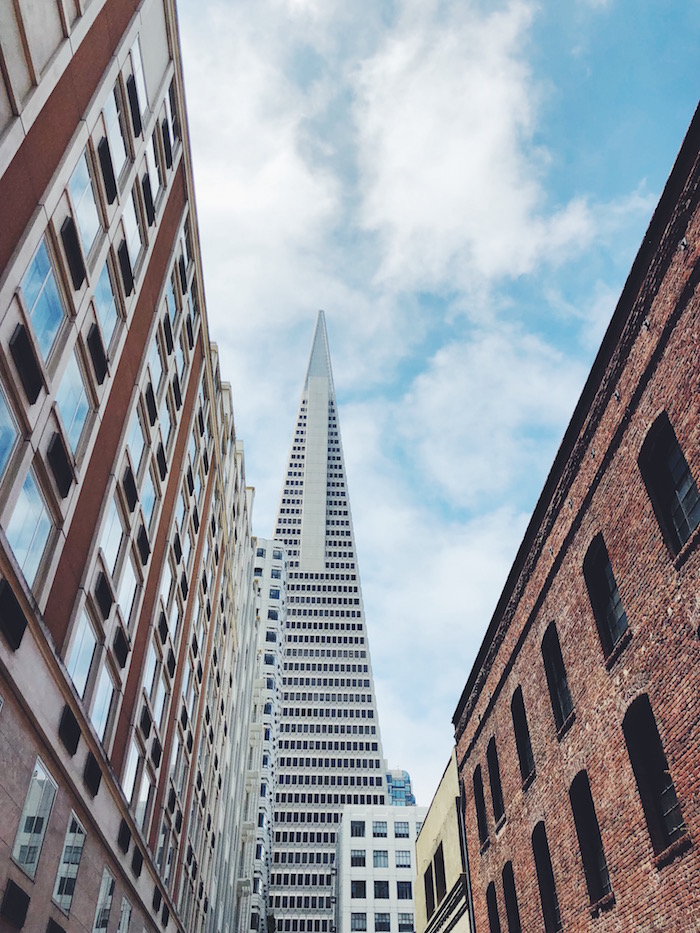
[270,314,386,933]
[305,309,333,387]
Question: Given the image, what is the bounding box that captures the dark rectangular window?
[639,412,700,554]
[623,694,685,853]
[351,880,366,898]
[396,881,412,900]
[486,882,502,933]
[374,881,389,899]
[502,862,521,933]
[473,766,489,845]
[532,822,562,933]
[434,842,446,902]
[542,622,574,731]
[583,535,628,656]
[569,771,611,904]
[424,864,435,920]
[511,687,535,783]
[350,821,365,837]
[487,737,505,824]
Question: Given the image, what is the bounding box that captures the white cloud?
[353,0,599,292]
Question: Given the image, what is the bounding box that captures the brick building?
[0,2,259,932]
[453,103,700,933]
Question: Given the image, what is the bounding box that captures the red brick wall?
[454,117,700,932]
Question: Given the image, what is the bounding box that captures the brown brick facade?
[453,104,700,933]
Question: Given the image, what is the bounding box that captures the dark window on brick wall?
[542,622,573,731]
[502,862,521,933]
[639,412,700,555]
[487,737,505,824]
[424,863,435,920]
[623,694,685,853]
[511,687,535,783]
[532,822,562,933]
[473,765,489,846]
[569,771,612,904]
[486,881,501,933]
[583,535,628,656]
[434,842,446,903]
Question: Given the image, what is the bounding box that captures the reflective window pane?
[117,556,138,625]
[52,812,86,912]
[100,497,123,577]
[105,86,128,179]
[94,261,119,345]
[0,388,18,478]
[68,152,101,256]
[12,758,57,879]
[92,868,115,933]
[56,352,89,452]
[142,470,157,531]
[21,240,66,360]
[91,664,115,742]
[5,470,52,587]
[123,190,143,268]
[65,610,97,698]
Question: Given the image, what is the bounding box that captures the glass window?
[350,849,365,867]
[143,641,158,698]
[351,915,367,932]
[374,880,389,899]
[398,914,413,932]
[583,535,628,656]
[148,334,163,391]
[176,337,186,381]
[56,352,90,453]
[91,664,115,742]
[65,610,97,698]
[396,850,411,868]
[101,497,123,577]
[394,821,409,838]
[397,881,412,900]
[5,470,52,587]
[11,758,57,879]
[116,896,132,933]
[160,394,172,448]
[373,850,388,868]
[92,868,115,933]
[52,812,86,912]
[542,622,574,731]
[351,880,366,899]
[147,132,163,200]
[68,151,101,256]
[117,556,138,625]
[105,85,128,179]
[153,670,168,730]
[135,768,154,831]
[94,261,119,346]
[130,40,148,117]
[21,239,66,360]
[372,821,387,838]
[0,389,18,482]
[165,273,177,323]
[375,915,390,932]
[123,189,144,269]
[273,548,283,560]
[122,736,140,803]
[126,409,145,474]
[569,771,612,905]
[141,470,157,531]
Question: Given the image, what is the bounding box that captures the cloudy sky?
[176,0,700,804]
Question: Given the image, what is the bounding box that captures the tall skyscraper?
[270,312,386,933]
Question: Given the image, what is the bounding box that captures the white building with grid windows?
[335,804,427,933]
[269,312,387,933]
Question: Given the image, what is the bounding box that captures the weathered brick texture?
[453,104,700,933]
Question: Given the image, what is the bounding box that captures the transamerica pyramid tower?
[269,311,386,932]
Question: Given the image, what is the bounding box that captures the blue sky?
[177,0,700,803]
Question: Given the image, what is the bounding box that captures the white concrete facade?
[336,804,428,933]
[270,312,386,933]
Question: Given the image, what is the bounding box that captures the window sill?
[654,833,692,869]
[589,891,615,917]
[673,522,700,570]
[522,769,536,792]
[605,627,633,670]
[556,711,576,741]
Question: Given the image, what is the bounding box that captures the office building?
[0,1,258,931]
[386,771,416,808]
[335,804,426,933]
[452,105,700,932]
[269,311,386,933]
[414,752,472,933]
